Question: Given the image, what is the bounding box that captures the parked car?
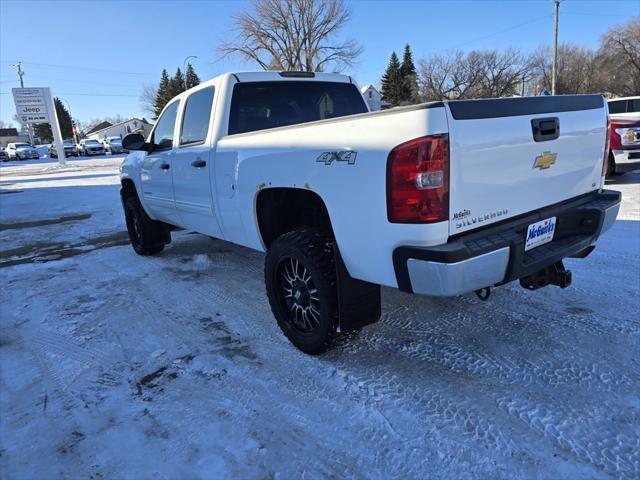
[607,96,640,176]
[102,136,126,154]
[120,71,620,354]
[0,147,8,162]
[6,142,39,160]
[77,139,106,156]
[49,142,78,158]
[608,96,640,120]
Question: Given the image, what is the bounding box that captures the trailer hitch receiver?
[520,261,572,291]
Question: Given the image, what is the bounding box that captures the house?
[360,84,391,111]
[0,128,30,147]
[86,118,153,141]
[86,121,113,136]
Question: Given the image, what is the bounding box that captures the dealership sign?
[12,87,67,165]
[12,88,51,124]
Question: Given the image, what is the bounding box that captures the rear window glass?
[181,87,215,145]
[228,81,368,135]
[608,100,627,114]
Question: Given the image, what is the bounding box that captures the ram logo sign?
[316,151,357,165]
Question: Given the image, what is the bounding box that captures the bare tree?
[474,48,531,97]
[531,44,598,94]
[596,18,640,96]
[220,0,362,72]
[418,49,528,100]
[418,51,481,101]
[0,120,14,129]
[140,83,159,118]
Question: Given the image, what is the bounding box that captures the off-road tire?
[123,195,170,256]
[265,229,340,354]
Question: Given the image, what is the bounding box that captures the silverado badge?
[533,151,557,170]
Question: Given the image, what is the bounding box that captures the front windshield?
[110,139,122,144]
[15,143,30,148]
[85,140,100,145]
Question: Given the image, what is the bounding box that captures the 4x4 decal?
[316,151,357,165]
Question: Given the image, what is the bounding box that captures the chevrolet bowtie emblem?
[533,151,557,170]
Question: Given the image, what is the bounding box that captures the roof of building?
[88,118,153,136]
[0,128,19,137]
[360,84,380,94]
[86,121,113,135]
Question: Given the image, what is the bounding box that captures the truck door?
[140,100,181,224]
[171,86,222,237]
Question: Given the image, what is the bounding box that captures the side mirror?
[122,133,149,152]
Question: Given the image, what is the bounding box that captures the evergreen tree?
[185,63,201,89]
[33,97,73,143]
[153,69,172,118]
[400,44,419,104]
[170,67,186,97]
[380,52,402,106]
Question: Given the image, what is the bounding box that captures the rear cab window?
[228,81,368,135]
[180,87,215,146]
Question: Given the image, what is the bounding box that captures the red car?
[607,97,640,176]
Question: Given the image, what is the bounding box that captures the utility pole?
[15,61,34,145]
[551,0,560,95]
[15,62,25,88]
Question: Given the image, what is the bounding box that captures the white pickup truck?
[120,71,620,354]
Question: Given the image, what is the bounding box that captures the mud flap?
[334,245,381,332]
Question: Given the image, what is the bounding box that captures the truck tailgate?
[446,95,608,235]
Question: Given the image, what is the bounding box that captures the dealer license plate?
[525,216,556,251]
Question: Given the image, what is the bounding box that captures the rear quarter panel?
[214,106,449,287]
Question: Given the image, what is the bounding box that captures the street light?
[183,55,197,91]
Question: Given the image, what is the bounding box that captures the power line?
[449,15,551,50]
[24,75,148,87]
[562,11,633,18]
[0,91,138,97]
[0,60,152,76]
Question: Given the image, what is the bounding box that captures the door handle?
[191,159,206,168]
[531,117,560,142]
[159,162,170,170]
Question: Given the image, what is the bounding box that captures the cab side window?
[151,101,179,150]
[180,87,215,146]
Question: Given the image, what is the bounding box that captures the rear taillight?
[603,116,611,177]
[386,134,449,223]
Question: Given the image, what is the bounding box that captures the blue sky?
[1,0,638,126]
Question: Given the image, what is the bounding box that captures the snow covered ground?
[0,157,638,479]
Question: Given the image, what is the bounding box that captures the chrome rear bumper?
[394,190,621,297]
